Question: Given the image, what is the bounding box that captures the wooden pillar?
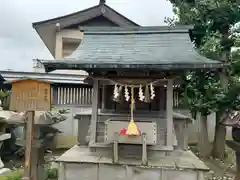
[22,111,35,180]
[101,85,106,110]
[58,162,66,180]
[51,86,58,105]
[166,79,173,147]
[37,148,46,180]
[55,33,63,59]
[113,132,119,163]
[77,115,91,145]
[89,79,99,145]
[174,120,188,150]
[141,133,147,165]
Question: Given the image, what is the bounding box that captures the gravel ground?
[190,146,236,180]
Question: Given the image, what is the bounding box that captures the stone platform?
[56,145,208,180]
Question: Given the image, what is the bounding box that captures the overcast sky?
[0,0,173,72]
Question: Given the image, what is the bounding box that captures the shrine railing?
[52,85,93,106]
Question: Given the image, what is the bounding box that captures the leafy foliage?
[167,0,239,48]
[0,169,23,180]
[200,32,223,60]
[167,0,240,117]
[45,167,58,180]
[180,71,223,116]
[0,90,9,100]
[0,166,58,180]
[230,22,240,76]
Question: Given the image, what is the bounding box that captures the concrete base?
[61,163,204,180]
[56,145,208,180]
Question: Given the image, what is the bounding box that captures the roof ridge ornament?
[101,7,106,14]
[99,0,106,5]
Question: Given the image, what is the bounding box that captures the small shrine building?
[40,26,223,180]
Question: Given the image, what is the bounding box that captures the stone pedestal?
[0,133,11,175]
[55,145,209,180]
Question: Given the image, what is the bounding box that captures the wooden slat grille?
[52,86,93,105]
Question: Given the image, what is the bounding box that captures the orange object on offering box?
[120,120,140,136]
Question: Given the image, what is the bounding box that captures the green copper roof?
[41,26,224,72]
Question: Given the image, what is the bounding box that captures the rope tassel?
[126,86,140,136]
[144,85,150,103]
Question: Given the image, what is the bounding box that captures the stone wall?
[61,163,204,180]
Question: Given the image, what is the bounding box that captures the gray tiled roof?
[42,26,224,72]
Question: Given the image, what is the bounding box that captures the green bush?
[0,170,23,180]
[45,167,58,179]
[0,91,9,100]
[0,166,58,180]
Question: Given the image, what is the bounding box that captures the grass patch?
[0,166,58,180]
[0,169,23,180]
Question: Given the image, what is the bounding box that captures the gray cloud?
[0,0,173,71]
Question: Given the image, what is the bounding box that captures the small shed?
[41,26,223,180]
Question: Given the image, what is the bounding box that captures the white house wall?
[53,105,91,149]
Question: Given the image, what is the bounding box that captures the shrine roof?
[41,26,224,73]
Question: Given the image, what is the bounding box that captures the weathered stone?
[0,159,4,169]
[166,170,197,180]
[132,167,161,180]
[56,146,208,180]
[99,164,126,180]
[0,168,11,176]
[0,133,10,141]
[65,163,98,180]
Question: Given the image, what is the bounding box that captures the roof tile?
[42,26,224,72]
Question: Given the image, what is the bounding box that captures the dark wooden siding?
[103,85,180,111]
[67,15,119,29]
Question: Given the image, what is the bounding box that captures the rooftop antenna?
[99,0,106,5]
